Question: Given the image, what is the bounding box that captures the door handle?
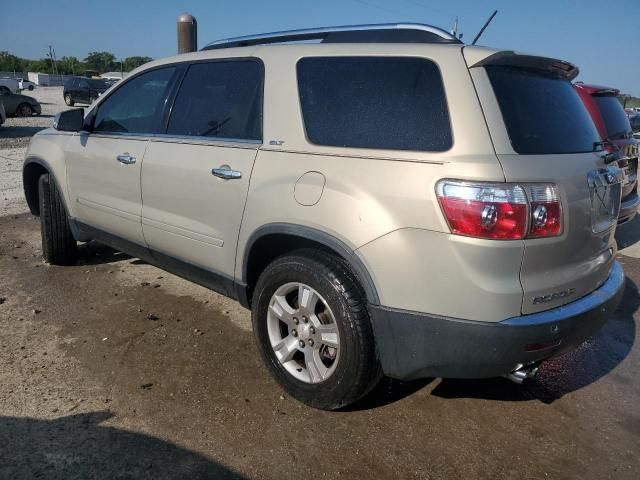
[116,153,136,165]
[212,166,242,180]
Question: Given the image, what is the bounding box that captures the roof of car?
[202,23,462,50]
[574,82,619,96]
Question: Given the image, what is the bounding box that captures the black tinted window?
[167,60,262,140]
[487,67,599,154]
[594,96,632,139]
[94,67,175,134]
[88,78,109,90]
[297,57,452,152]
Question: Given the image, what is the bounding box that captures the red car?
[575,83,640,224]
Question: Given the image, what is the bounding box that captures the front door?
[65,66,178,245]
[141,59,263,279]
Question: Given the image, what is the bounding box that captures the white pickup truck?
[0,78,20,93]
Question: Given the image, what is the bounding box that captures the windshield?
[595,96,632,139]
[486,66,600,154]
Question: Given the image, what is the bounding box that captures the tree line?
[0,51,153,75]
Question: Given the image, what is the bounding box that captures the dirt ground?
[0,88,639,479]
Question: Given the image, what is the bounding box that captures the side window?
[297,57,452,152]
[93,67,176,134]
[167,60,262,140]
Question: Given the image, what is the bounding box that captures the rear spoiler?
[470,51,579,81]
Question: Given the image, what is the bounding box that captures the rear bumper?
[618,190,639,225]
[369,261,625,380]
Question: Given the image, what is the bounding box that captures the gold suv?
[23,24,625,409]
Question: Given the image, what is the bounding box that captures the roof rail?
[202,23,462,50]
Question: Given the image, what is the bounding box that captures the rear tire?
[64,94,74,106]
[38,174,77,265]
[16,103,33,116]
[252,249,381,410]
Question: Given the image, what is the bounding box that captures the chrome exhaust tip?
[505,363,540,384]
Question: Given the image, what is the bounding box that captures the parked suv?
[575,83,639,224]
[63,77,111,106]
[23,24,625,410]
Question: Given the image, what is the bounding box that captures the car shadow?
[340,376,435,411]
[431,276,638,404]
[0,125,48,138]
[76,241,131,266]
[0,411,245,479]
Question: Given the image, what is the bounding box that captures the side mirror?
[53,108,84,132]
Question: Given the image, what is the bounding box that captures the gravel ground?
[0,86,639,479]
[0,86,68,217]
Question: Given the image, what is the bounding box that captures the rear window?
[297,57,452,152]
[487,66,599,154]
[594,96,632,139]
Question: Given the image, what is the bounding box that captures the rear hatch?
[466,50,622,314]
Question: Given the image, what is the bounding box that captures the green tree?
[123,56,153,72]
[57,56,83,75]
[84,51,116,73]
[0,51,27,72]
[25,58,52,73]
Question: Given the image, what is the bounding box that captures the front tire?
[38,174,77,265]
[64,94,74,106]
[252,249,381,410]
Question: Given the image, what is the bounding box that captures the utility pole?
[48,45,60,84]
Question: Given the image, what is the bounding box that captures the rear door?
[141,59,263,281]
[65,66,178,244]
[469,56,621,314]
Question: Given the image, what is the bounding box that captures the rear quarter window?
[297,56,452,152]
[487,66,600,154]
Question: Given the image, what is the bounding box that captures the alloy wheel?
[267,282,340,383]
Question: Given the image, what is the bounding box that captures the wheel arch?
[23,157,69,218]
[240,223,380,308]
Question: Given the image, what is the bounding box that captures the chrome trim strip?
[89,132,151,141]
[87,132,261,148]
[204,23,458,49]
[502,261,624,327]
[151,134,261,149]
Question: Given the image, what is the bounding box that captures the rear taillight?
[526,184,561,238]
[436,180,561,240]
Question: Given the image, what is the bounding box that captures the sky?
[1,0,639,95]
